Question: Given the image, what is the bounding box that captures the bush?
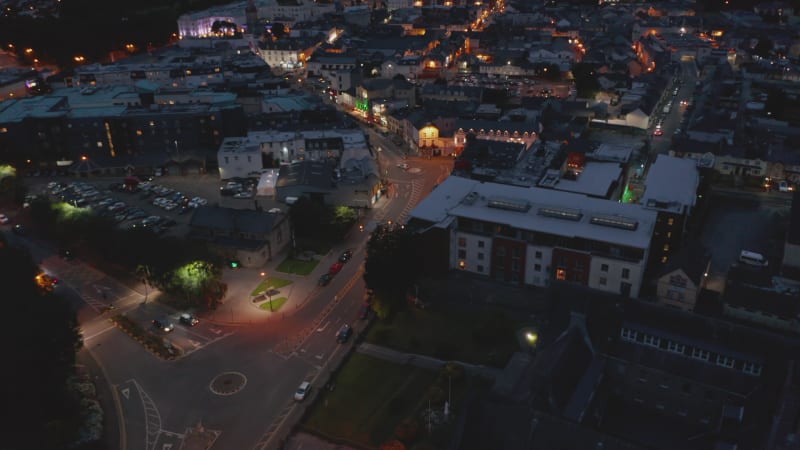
[387,396,405,415]
[394,417,420,443]
[426,385,445,406]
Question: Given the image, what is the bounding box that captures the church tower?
[245,0,258,35]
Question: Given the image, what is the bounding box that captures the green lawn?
[251,277,293,296]
[275,257,319,275]
[366,307,529,367]
[257,297,287,311]
[304,353,437,447]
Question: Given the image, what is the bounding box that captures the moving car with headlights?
[152,317,175,332]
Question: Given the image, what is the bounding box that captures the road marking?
[189,339,201,348]
[315,353,324,360]
[210,328,222,335]
[317,321,329,332]
[121,388,130,400]
[83,325,116,341]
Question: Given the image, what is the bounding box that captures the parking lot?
[700,192,791,278]
[40,176,215,237]
[33,172,289,236]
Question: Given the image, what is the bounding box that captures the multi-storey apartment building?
[406,176,657,297]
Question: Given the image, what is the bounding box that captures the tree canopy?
[0,234,83,449]
[364,225,421,295]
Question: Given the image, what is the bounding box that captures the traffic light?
[230,260,240,269]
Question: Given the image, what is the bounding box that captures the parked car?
[318,273,333,286]
[336,324,352,343]
[329,262,344,275]
[358,303,370,320]
[12,224,26,235]
[152,317,175,332]
[294,381,311,401]
[0,214,9,224]
[339,249,353,263]
[179,313,199,326]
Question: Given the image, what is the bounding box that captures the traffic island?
[209,371,247,396]
[182,422,220,450]
[109,314,182,360]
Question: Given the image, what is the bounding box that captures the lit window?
[661,256,668,263]
[716,355,734,368]
[643,335,660,347]
[136,130,143,136]
[667,218,675,226]
[663,244,670,252]
[692,348,709,361]
[667,341,685,354]
[556,268,566,280]
[458,260,465,269]
[742,362,762,376]
[620,328,637,341]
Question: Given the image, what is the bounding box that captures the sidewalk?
[204,196,394,327]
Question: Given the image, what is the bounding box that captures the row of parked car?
[220,179,256,198]
[317,249,354,287]
[46,181,179,234]
[139,182,208,213]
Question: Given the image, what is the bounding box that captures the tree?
[0,235,83,449]
[364,225,421,295]
[168,260,226,308]
[394,417,420,443]
[381,440,406,450]
[571,63,600,99]
[753,36,774,58]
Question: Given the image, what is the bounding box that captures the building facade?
[407,176,656,297]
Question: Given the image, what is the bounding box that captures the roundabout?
[209,371,248,396]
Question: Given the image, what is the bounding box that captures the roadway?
[4,139,446,450]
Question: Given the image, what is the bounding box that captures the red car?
[329,262,344,275]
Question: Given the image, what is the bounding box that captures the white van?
[739,250,768,267]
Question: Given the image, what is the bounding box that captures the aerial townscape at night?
[2,0,800,448]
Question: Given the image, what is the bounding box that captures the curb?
[108,317,183,361]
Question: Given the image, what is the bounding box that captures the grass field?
[304,353,437,447]
[275,257,319,275]
[257,297,287,311]
[251,277,293,296]
[366,307,528,367]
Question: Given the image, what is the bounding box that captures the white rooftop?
[642,154,699,214]
[410,176,656,249]
[540,162,623,198]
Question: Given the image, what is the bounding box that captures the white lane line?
[83,325,116,341]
